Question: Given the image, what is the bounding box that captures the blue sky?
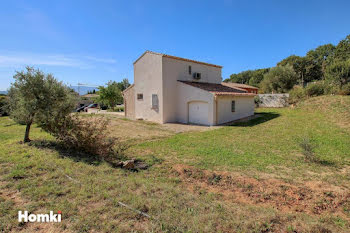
[0,0,349,90]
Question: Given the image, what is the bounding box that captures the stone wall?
[257,94,289,107]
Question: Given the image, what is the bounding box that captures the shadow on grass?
[4,123,18,127]
[315,159,337,167]
[227,112,280,127]
[28,140,104,166]
[28,140,151,171]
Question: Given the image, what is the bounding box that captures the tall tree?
[278,55,307,85]
[260,65,298,93]
[98,81,122,108]
[227,70,254,84]
[248,68,269,87]
[7,67,76,142]
[325,59,350,87]
[306,44,336,77]
[278,55,322,85]
[334,35,350,61]
[117,78,131,91]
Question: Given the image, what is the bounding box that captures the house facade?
[123,51,256,126]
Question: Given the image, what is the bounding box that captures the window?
[137,93,143,100]
[231,100,235,112]
[152,94,158,109]
[188,66,192,74]
[193,72,201,80]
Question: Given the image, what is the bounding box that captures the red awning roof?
[222,82,259,90]
[179,81,256,96]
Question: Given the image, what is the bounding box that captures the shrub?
[0,96,9,116]
[107,106,124,112]
[299,137,318,162]
[339,83,350,95]
[323,81,341,95]
[254,96,262,107]
[44,114,125,164]
[305,82,325,97]
[288,86,306,104]
[325,59,350,86]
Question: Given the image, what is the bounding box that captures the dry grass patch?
[172,164,350,219]
[93,114,214,143]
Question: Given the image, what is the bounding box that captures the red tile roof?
[179,81,256,96]
[222,82,259,90]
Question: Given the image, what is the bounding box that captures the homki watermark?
[18,211,62,223]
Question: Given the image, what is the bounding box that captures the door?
[188,101,209,125]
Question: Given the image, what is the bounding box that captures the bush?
[325,59,350,86]
[305,82,325,97]
[299,137,318,162]
[44,114,125,164]
[288,86,306,105]
[107,106,124,112]
[254,96,262,107]
[323,81,341,95]
[0,96,9,116]
[339,83,350,95]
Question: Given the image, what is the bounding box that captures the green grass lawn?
[1,96,350,232]
[137,96,350,182]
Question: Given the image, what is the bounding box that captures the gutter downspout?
[214,94,218,125]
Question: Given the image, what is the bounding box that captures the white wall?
[134,53,163,123]
[176,82,215,125]
[162,57,222,123]
[216,96,255,124]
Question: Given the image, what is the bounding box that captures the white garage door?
[189,101,209,125]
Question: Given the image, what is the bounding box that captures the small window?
[188,66,191,75]
[137,93,143,100]
[152,94,158,109]
[193,72,201,80]
[231,101,235,112]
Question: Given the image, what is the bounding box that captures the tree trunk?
[24,122,32,143]
[301,72,304,87]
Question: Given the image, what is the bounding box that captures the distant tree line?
[224,34,350,96]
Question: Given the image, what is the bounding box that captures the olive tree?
[7,67,76,142]
[260,65,298,93]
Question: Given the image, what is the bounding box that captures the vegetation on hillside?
[225,34,350,96]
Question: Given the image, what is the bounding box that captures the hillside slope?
[297,95,350,132]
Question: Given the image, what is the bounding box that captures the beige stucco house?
[123,51,256,126]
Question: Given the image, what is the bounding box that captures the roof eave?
[133,51,223,68]
[212,92,257,97]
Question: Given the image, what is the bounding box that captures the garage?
[188,101,209,125]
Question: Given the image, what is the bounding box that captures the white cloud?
[0,53,117,69]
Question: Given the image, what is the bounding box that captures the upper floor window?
[137,93,143,100]
[152,94,158,109]
[188,66,192,75]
